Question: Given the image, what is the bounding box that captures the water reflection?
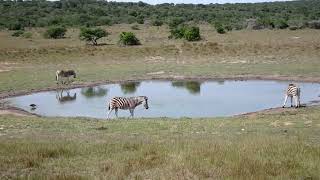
[81,87,108,98]
[172,81,201,94]
[120,82,140,94]
[217,80,225,85]
[56,90,77,103]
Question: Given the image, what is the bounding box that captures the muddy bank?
[0,102,40,117]
[1,74,320,100]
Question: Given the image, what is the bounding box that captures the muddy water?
[5,80,320,118]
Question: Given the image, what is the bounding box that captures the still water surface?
[6,80,320,118]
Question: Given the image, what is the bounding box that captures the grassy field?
[0,107,320,179]
[0,24,320,93]
[1,24,320,179]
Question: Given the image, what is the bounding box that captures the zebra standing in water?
[107,96,149,118]
[282,83,301,108]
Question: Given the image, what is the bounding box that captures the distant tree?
[119,32,140,46]
[44,26,67,39]
[79,28,108,45]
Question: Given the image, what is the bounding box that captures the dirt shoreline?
[1,75,320,100]
[1,75,319,118]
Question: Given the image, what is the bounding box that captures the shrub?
[131,24,140,30]
[183,26,200,41]
[169,25,201,41]
[168,17,184,28]
[169,26,186,39]
[151,19,163,26]
[79,27,108,45]
[44,26,67,39]
[216,26,226,34]
[22,32,32,38]
[8,22,24,30]
[119,32,140,45]
[225,24,233,31]
[11,30,25,37]
[275,19,289,29]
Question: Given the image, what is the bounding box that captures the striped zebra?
[107,96,149,118]
[56,70,76,84]
[282,83,301,108]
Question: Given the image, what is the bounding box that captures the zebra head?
[139,96,149,109]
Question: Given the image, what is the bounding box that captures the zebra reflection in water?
[56,90,77,104]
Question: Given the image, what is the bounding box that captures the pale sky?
[108,0,294,5]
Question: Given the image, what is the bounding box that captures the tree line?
[1,0,320,30]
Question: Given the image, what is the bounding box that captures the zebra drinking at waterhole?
[107,96,149,118]
[282,83,301,108]
[56,70,76,84]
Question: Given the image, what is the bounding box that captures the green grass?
[1,106,320,179]
[1,25,320,179]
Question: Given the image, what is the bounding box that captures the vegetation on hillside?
[1,0,320,30]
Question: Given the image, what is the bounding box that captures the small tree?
[44,26,67,39]
[119,32,140,46]
[79,28,108,45]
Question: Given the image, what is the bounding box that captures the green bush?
[44,26,67,39]
[22,32,32,38]
[119,32,140,46]
[168,17,185,28]
[169,26,186,39]
[11,30,25,37]
[169,25,201,41]
[8,22,24,31]
[79,27,108,45]
[216,26,226,34]
[275,19,289,29]
[183,26,200,41]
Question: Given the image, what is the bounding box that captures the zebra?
[56,70,76,84]
[107,96,149,118]
[282,83,301,108]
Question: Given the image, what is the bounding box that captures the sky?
[108,0,293,5]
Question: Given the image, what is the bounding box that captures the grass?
[1,24,320,179]
[0,106,320,179]
[0,25,320,93]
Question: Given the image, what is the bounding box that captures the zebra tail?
[108,104,110,110]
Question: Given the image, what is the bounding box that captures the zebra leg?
[115,108,118,118]
[290,96,293,107]
[129,109,134,118]
[107,109,113,119]
[282,95,288,108]
[294,96,299,108]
